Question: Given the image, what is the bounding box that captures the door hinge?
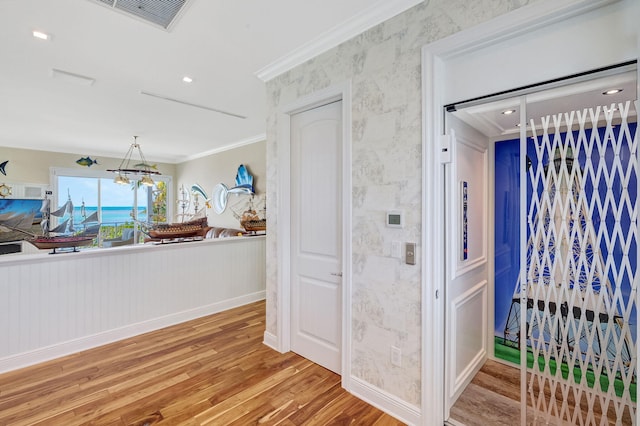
[440,134,452,164]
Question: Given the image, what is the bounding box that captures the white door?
[444,114,490,418]
[290,100,342,374]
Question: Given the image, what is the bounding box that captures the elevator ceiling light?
[32,30,50,40]
[182,76,193,83]
[603,88,622,95]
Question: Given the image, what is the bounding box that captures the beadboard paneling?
[0,236,266,372]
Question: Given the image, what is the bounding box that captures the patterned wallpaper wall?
[265,0,540,407]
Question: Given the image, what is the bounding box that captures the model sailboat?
[29,192,99,253]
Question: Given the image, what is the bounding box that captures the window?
[51,168,172,245]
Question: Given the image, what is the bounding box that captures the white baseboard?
[0,290,266,374]
[262,331,280,352]
[349,376,421,425]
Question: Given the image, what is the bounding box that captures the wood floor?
[448,359,633,426]
[448,360,521,426]
[0,300,404,425]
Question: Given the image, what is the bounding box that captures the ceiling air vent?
[89,0,191,30]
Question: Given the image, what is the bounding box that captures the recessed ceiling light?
[182,76,193,83]
[603,88,622,95]
[32,30,50,40]
[501,109,516,115]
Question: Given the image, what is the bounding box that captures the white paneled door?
[290,100,343,374]
[444,114,490,419]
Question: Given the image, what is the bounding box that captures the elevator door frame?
[420,1,639,425]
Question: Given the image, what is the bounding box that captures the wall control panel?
[406,243,416,265]
[386,211,403,228]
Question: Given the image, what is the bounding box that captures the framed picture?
[0,198,43,243]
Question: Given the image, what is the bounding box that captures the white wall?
[2,140,267,229]
[0,146,176,187]
[175,140,266,228]
[443,0,637,104]
[0,236,266,373]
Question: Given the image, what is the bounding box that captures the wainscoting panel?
[0,236,266,372]
[449,279,487,404]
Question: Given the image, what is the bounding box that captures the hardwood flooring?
[448,360,521,426]
[448,359,633,426]
[0,300,404,425]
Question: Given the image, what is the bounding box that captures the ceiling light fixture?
[502,109,516,115]
[32,30,50,40]
[107,136,160,186]
[182,76,193,83]
[603,88,623,95]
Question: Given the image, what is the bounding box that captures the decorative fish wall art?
[0,160,7,176]
[212,164,256,215]
[134,162,157,170]
[234,164,254,193]
[76,156,99,167]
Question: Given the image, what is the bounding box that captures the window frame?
[50,167,174,226]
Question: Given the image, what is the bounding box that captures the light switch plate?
[391,241,401,258]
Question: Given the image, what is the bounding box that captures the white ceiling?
[0,0,417,163]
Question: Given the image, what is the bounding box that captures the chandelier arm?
[135,144,150,175]
[118,144,136,172]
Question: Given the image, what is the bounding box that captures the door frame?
[275,81,353,386]
[420,0,627,424]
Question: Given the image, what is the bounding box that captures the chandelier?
[107,136,160,186]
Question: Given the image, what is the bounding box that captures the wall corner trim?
[254,0,422,82]
[349,376,421,426]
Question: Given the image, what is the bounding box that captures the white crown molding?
[254,0,423,82]
[430,0,620,58]
[179,133,266,163]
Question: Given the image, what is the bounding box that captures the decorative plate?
[212,183,228,214]
[0,183,11,198]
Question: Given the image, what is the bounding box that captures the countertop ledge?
[0,235,266,267]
